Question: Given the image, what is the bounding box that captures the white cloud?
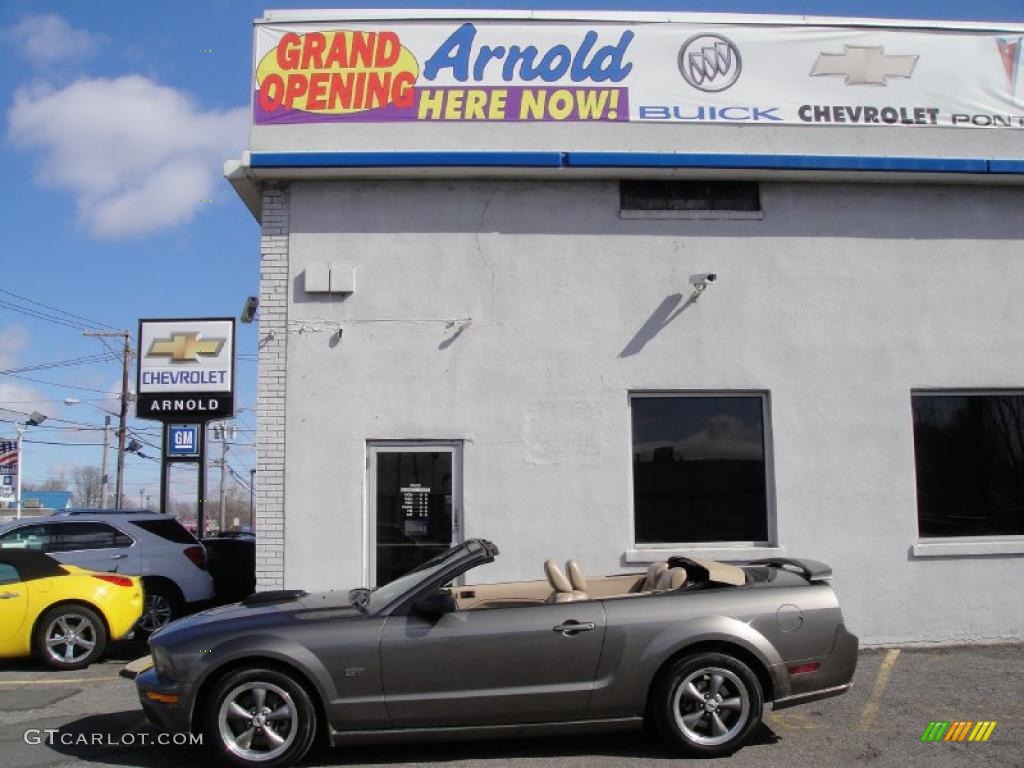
[7,76,248,238]
[4,14,99,65]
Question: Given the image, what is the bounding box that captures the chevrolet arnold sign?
[137,318,235,422]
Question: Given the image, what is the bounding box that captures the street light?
[64,398,114,509]
[14,411,48,518]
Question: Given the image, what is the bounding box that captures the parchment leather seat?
[642,561,668,591]
[545,559,589,603]
[655,566,687,591]
[566,560,588,592]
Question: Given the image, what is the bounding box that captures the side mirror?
[412,590,456,616]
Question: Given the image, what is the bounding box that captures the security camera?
[240,296,259,324]
[689,273,718,287]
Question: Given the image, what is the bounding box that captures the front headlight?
[150,645,175,681]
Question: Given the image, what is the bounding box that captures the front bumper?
[136,666,193,734]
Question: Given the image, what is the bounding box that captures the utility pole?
[213,423,236,533]
[100,416,111,509]
[249,468,256,526]
[83,330,131,509]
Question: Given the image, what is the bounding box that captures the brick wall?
[255,185,289,589]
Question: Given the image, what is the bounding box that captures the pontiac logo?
[810,45,918,86]
[996,36,1022,99]
[147,333,226,363]
[678,34,742,92]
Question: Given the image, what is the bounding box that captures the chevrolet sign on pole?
[137,318,236,422]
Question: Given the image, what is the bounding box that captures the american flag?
[0,440,17,473]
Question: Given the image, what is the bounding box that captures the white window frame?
[625,391,782,563]
[910,389,1024,558]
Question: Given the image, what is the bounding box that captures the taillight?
[184,545,207,570]
[93,574,133,587]
[787,662,821,675]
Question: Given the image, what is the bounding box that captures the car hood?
[156,588,363,637]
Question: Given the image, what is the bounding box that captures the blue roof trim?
[989,159,1024,174]
[250,151,564,168]
[249,151,1023,175]
[565,152,990,173]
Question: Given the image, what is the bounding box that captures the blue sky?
[0,0,1022,513]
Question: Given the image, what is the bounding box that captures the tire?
[136,581,181,638]
[651,652,763,757]
[203,667,318,768]
[34,604,108,670]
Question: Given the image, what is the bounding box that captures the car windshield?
[365,543,465,613]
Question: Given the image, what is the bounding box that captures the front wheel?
[651,652,764,757]
[204,668,318,768]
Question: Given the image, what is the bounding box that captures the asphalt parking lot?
[0,643,1020,768]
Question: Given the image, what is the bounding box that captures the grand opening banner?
[253,19,1024,129]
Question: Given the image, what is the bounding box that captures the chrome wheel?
[673,666,751,747]
[138,593,174,633]
[45,613,98,665]
[218,681,297,762]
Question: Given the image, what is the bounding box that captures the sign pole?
[197,423,208,537]
[159,423,170,514]
[14,426,23,519]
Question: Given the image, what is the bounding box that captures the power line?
[0,288,115,331]
[0,371,113,394]
[0,352,115,376]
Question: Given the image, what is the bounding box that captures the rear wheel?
[34,604,108,670]
[136,582,181,637]
[204,667,318,768]
[651,652,763,757]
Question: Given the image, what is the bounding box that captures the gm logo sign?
[168,425,200,457]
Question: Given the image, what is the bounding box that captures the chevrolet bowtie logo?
[148,333,225,363]
[811,45,918,85]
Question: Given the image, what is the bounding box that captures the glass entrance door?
[368,442,462,587]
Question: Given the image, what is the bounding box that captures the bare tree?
[22,475,69,492]
[71,466,103,507]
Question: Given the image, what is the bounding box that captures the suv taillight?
[183,545,207,570]
[93,574,133,587]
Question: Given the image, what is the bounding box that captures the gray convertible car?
[135,539,857,767]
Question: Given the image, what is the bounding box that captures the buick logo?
[678,34,742,92]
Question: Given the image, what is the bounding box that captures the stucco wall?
[275,177,1024,644]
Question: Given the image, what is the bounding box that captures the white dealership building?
[227,9,1024,644]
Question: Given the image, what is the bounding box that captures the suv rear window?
[132,519,198,544]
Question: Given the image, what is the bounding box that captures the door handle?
[110,554,128,560]
[553,621,596,636]
[0,591,19,599]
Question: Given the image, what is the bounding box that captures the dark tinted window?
[620,180,760,212]
[912,393,1024,537]
[632,395,770,543]
[132,519,198,544]
[0,524,51,551]
[51,522,132,552]
[0,563,20,584]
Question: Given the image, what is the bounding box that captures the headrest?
[566,560,587,591]
[645,561,668,588]
[544,559,573,593]
[656,567,686,591]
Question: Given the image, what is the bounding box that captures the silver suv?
[0,511,214,634]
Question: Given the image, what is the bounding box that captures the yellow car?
[0,548,143,670]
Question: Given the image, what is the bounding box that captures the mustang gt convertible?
[135,539,857,767]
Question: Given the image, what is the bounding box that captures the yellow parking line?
[858,648,901,733]
[0,675,121,686]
